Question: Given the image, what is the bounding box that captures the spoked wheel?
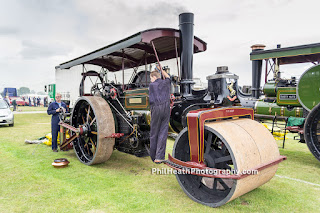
[173,119,280,207]
[71,96,115,165]
[304,102,320,162]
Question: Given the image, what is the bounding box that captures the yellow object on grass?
[261,123,287,140]
[43,139,51,146]
[43,132,70,146]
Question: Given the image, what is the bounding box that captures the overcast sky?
[1,0,319,93]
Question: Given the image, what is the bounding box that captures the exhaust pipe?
[179,13,195,97]
[251,44,265,99]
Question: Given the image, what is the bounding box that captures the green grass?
[11,106,47,112]
[0,114,319,212]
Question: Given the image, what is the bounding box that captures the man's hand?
[56,107,66,113]
[161,69,170,79]
[156,65,170,79]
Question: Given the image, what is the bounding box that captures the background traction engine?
[248,44,320,162]
[57,13,286,208]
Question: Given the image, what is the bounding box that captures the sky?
[0,0,320,93]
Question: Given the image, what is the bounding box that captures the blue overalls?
[149,77,171,161]
[47,101,67,150]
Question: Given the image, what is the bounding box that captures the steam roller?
[165,108,286,207]
[55,12,287,207]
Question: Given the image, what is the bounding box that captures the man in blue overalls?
[149,66,171,163]
[47,93,67,152]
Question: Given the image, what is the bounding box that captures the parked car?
[0,100,14,127]
[9,97,26,106]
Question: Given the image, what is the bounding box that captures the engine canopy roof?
[56,28,207,71]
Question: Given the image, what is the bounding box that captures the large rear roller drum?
[297,64,320,112]
[71,96,115,165]
[304,102,320,162]
[173,118,280,207]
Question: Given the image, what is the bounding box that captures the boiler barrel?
[254,101,303,117]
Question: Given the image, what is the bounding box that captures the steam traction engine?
[238,43,320,162]
[56,13,286,207]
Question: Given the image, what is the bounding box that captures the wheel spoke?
[214,155,232,164]
[94,75,99,85]
[84,142,90,154]
[78,140,92,161]
[88,76,94,85]
[213,178,218,190]
[90,138,96,154]
[221,144,227,154]
[90,117,96,126]
[217,178,230,190]
[86,105,91,123]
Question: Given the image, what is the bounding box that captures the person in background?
[12,99,17,111]
[148,66,171,164]
[43,97,47,107]
[47,93,67,152]
[33,97,36,107]
[28,97,31,106]
[37,97,40,107]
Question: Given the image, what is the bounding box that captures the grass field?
[11,106,47,112]
[0,113,319,212]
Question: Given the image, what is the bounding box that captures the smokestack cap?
[251,44,266,51]
[207,66,238,80]
[179,13,194,25]
[216,66,229,74]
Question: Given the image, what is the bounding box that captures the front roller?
[172,118,282,207]
[71,96,115,165]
